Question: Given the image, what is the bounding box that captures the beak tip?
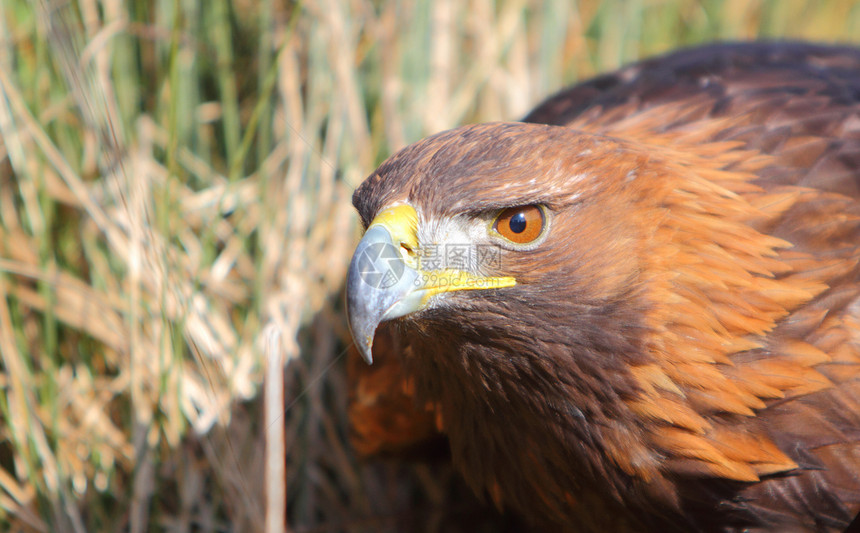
[358,339,374,365]
[346,309,376,365]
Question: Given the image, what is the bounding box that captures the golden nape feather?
[345,42,860,532]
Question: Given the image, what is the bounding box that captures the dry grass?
[0,0,858,531]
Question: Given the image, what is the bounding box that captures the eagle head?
[346,122,674,525]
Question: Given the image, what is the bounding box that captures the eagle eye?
[493,205,545,245]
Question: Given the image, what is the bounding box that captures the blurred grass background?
[0,0,859,531]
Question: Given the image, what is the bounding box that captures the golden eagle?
[346,42,860,532]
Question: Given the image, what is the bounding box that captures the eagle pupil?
[509,212,527,233]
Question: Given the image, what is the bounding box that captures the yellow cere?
[368,204,420,266]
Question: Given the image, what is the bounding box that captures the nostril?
[398,242,420,266]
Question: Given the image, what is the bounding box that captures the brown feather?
[347,323,443,456]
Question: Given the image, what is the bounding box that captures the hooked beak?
[346,204,516,364]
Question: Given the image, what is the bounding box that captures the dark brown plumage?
[346,42,860,532]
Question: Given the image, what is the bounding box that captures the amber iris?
[494,205,545,244]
